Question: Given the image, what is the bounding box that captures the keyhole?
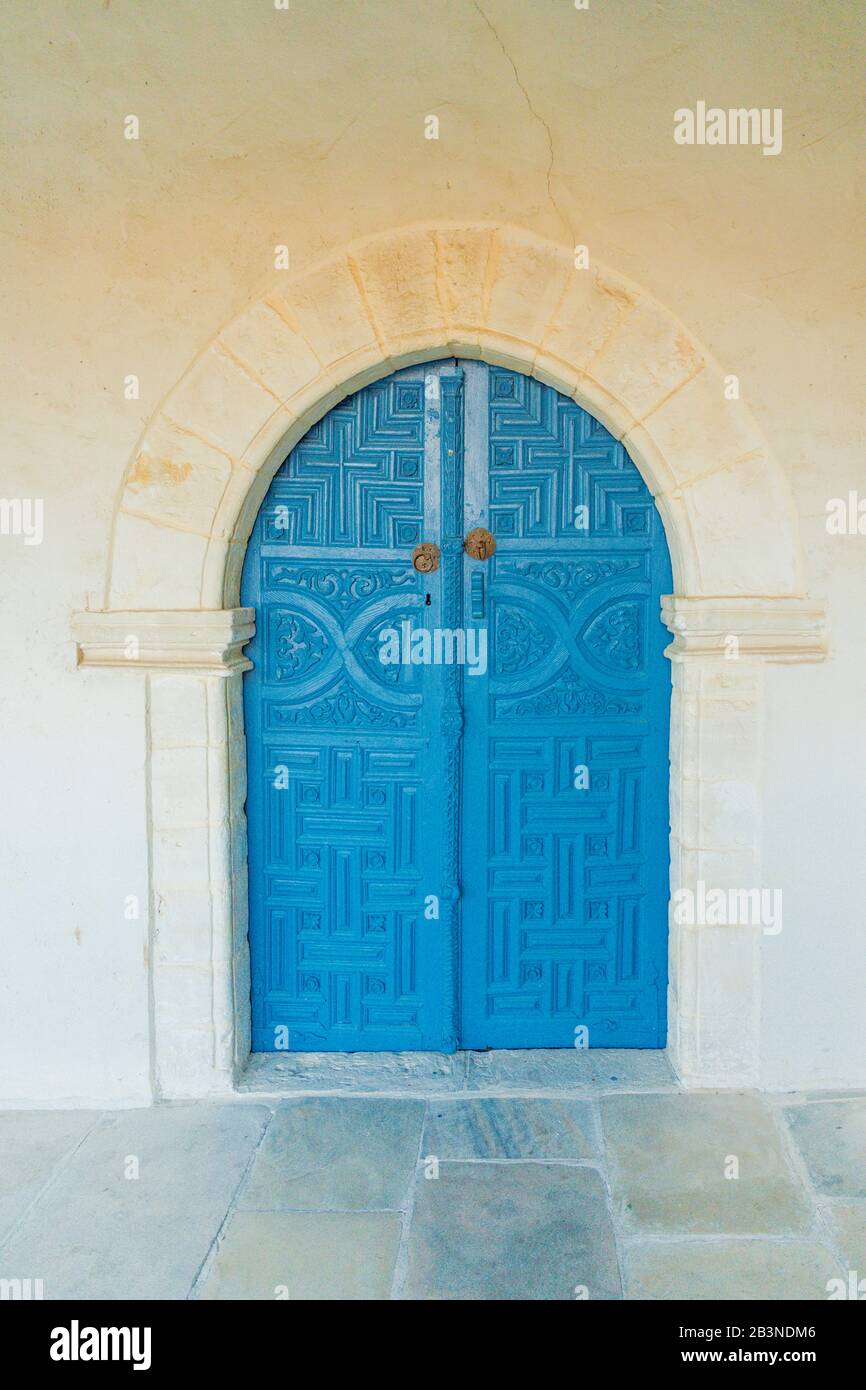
[425,593,431,606]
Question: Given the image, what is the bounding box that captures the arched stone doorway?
[72,223,825,1096]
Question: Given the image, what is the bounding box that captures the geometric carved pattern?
[244,362,672,1053]
[487,368,654,540]
[262,378,425,549]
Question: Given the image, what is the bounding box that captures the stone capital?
[72,608,255,673]
[661,595,827,663]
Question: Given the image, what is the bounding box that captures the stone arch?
[105,222,806,613]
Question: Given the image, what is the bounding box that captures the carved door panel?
[243,360,671,1052]
[242,364,462,1051]
[460,365,672,1048]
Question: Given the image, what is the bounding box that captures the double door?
[242,360,672,1051]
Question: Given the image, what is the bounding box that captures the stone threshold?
[236,1047,681,1098]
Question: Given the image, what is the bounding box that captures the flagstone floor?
[0,1051,863,1300]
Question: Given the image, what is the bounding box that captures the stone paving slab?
[0,1086,863,1300]
[199,1211,402,1300]
[0,1103,270,1300]
[783,1100,866,1199]
[401,1161,621,1300]
[624,1238,843,1300]
[0,1110,100,1244]
[423,1098,601,1163]
[237,1097,424,1211]
[823,1202,866,1275]
[602,1093,812,1235]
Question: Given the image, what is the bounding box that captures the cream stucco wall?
[0,0,863,1104]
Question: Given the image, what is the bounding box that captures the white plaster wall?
[0,0,863,1101]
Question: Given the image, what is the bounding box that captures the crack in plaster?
[471,0,571,242]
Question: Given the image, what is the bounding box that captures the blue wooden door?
[460,365,672,1048]
[243,361,671,1052]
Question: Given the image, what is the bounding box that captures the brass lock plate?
[464,527,496,561]
[412,541,440,573]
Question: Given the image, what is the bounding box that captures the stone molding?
[662,596,827,662]
[72,608,255,673]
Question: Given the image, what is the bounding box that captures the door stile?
[430,364,465,1049]
[459,360,492,1046]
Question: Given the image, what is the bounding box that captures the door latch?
[412,542,441,573]
[464,527,496,561]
